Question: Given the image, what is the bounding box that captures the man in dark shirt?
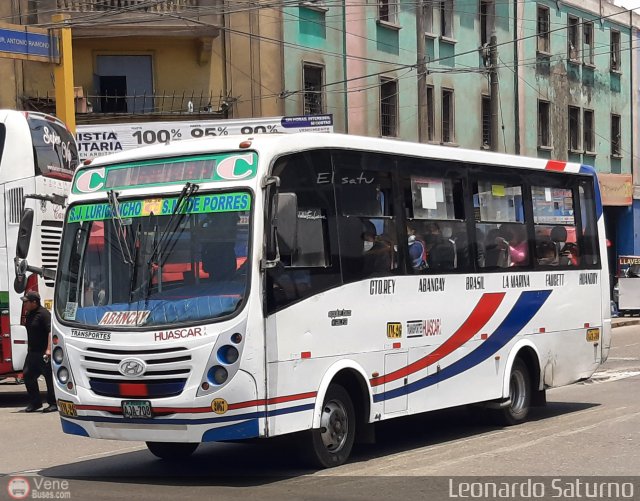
[22,290,57,413]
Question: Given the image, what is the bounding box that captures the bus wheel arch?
[312,362,372,430]
[494,343,543,425]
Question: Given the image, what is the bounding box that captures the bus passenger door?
[384,352,408,414]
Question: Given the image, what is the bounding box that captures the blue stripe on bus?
[61,403,315,427]
[60,418,90,437]
[579,164,603,219]
[373,290,552,403]
[201,419,260,442]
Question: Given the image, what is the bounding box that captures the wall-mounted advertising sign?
[76,114,334,160]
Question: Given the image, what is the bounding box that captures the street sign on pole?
[0,22,59,63]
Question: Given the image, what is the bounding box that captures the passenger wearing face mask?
[362,223,392,276]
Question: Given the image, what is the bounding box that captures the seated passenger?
[407,225,426,270]
[362,225,392,275]
[202,242,238,281]
[536,239,556,265]
[426,232,456,270]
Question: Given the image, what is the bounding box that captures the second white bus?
[37,133,609,467]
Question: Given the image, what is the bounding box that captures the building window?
[536,5,550,53]
[611,30,621,71]
[427,85,435,141]
[303,64,324,115]
[567,16,580,61]
[379,0,398,24]
[481,95,491,149]
[583,109,595,153]
[568,106,581,152]
[583,22,594,65]
[380,78,398,137]
[611,114,622,157]
[423,1,434,33]
[538,100,551,148]
[440,0,454,38]
[479,0,493,46]
[442,88,455,143]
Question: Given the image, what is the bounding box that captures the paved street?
[1,322,639,499]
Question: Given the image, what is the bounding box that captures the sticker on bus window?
[63,302,78,320]
[492,184,506,197]
[99,310,151,326]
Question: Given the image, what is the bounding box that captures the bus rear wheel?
[146,441,199,460]
[492,359,531,426]
[304,384,356,468]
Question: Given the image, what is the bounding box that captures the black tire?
[304,384,356,468]
[492,359,531,426]
[146,441,199,460]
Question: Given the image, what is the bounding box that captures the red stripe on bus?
[119,383,148,397]
[370,292,506,387]
[13,340,26,344]
[77,391,318,414]
[545,160,566,171]
[267,391,317,405]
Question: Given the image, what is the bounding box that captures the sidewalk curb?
[612,318,640,328]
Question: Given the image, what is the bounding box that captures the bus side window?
[579,183,600,267]
[334,155,398,283]
[532,185,579,267]
[401,169,467,274]
[473,178,529,269]
[266,151,340,313]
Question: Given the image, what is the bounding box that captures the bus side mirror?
[276,193,298,257]
[16,208,34,259]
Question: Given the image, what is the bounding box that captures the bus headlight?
[52,347,64,365]
[217,345,239,365]
[208,366,228,385]
[57,367,70,384]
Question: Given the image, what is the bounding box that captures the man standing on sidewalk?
[21,290,57,413]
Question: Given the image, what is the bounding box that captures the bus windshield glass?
[54,190,252,329]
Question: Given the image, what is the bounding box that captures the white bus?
[0,110,78,380]
[39,133,609,467]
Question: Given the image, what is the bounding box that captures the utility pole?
[52,13,76,134]
[416,0,428,143]
[489,2,499,152]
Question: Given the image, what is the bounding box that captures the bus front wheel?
[305,384,356,468]
[492,358,531,426]
[146,441,199,460]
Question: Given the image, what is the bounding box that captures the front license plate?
[122,400,153,419]
[586,328,600,342]
[57,399,77,417]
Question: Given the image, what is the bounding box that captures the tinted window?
[267,151,341,312]
[27,116,79,180]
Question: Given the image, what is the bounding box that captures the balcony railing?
[56,0,197,12]
[36,0,221,38]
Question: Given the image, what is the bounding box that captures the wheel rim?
[509,369,526,414]
[319,399,349,453]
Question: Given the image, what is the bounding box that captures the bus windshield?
[54,190,252,329]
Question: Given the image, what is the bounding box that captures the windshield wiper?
[147,182,199,268]
[107,190,134,265]
[143,182,199,299]
[128,222,142,302]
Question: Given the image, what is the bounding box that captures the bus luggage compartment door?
[383,352,408,414]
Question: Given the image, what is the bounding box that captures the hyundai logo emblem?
[118,358,146,377]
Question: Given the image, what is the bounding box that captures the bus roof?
[78,132,588,176]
